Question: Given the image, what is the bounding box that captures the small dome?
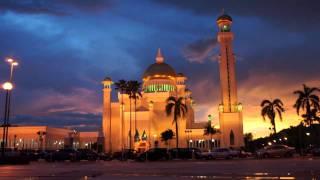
[217,13,232,22]
[143,63,176,78]
[103,77,112,81]
[177,73,185,77]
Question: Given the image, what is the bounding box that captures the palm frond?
[261,100,272,107]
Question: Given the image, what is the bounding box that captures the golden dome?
[143,62,176,78]
[142,48,176,79]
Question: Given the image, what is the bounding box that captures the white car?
[201,148,233,160]
[256,145,295,158]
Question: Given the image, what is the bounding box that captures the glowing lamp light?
[2,82,13,90]
[12,62,19,66]
[6,58,14,63]
[268,142,272,146]
[237,103,243,112]
[218,104,224,112]
[306,132,310,136]
[284,137,288,140]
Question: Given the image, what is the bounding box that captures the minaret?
[216,12,244,147]
[102,77,112,152]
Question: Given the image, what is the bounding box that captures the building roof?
[143,48,176,78]
[103,77,112,81]
[217,13,232,22]
[143,62,176,78]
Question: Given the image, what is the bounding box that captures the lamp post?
[1,58,18,158]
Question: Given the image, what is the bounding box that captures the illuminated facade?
[102,49,220,152]
[102,13,244,152]
[217,13,244,147]
[0,126,100,150]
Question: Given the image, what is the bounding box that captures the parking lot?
[0,158,319,179]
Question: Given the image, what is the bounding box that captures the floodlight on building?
[218,104,224,112]
[237,103,243,112]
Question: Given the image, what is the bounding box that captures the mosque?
[102,13,244,152]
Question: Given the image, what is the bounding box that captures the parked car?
[45,149,80,162]
[255,145,295,158]
[112,149,137,160]
[4,148,20,157]
[77,149,99,161]
[201,148,233,160]
[239,150,252,158]
[98,152,112,161]
[169,148,202,159]
[0,148,29,165]
[229,148,241,158]
[136,148,169,161]
[311,147,320,156]
[20,150,39,161]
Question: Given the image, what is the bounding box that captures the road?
[0,158,319,179]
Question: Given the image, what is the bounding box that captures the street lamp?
[2,82,13,90]
[1,58,19,158]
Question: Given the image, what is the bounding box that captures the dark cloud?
[0,0,112,16]
[13,112,101,131]
[183,37,218,63]
[153,0,320,31]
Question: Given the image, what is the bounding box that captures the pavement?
[0,158,319,179]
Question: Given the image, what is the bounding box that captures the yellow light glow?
[2,82,13,90]
[6,58,13,63]
[218,104,224,112]
[12,62,19,66]
[237,103,243,112]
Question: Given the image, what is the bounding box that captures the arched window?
[230,130,235,146]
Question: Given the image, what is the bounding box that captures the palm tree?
[203,122,219,150]
[165,96,188,149]
[129,81,142,143]
[293,84,320,126]
[261,99,285,134]
[114,80,127,150]
[161,129,174,149]
[126,81,134,149]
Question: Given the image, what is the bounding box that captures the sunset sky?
[0,0,319,138]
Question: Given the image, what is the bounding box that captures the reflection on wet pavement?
[0,159,319,179]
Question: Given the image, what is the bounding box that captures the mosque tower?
[216,12,244,147]
[102,77,112,152]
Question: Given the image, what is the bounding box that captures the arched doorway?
[230,130,235,146]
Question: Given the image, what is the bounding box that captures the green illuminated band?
[144,84,175,93]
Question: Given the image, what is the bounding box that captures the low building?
[0,125,100,151]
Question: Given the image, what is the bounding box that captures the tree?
[128,81,142,143]
[125,81,134,149]
[294,84,320,126]
[261,99,285,134]
[114,80,127,150]
[244,133,253,150]
[161,129,174,149]
[165,96,188,149]
[203,122,219,150]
